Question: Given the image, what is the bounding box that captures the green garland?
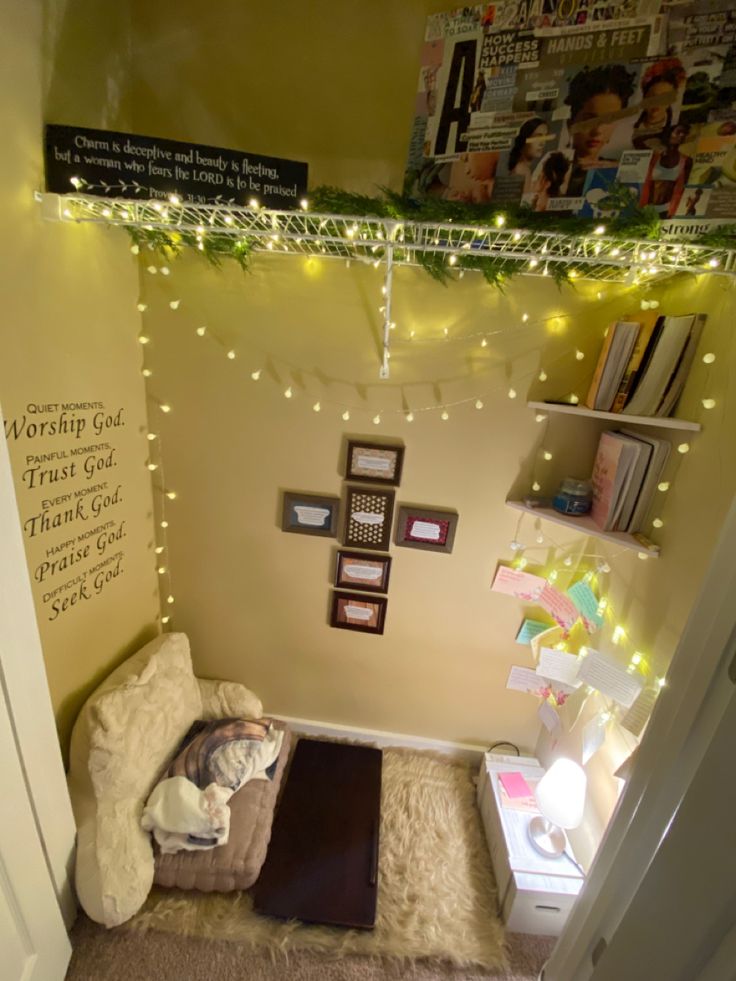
[124,181,736,289]
[312,181,663,240]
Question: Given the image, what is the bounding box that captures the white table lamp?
[529,758,587,858]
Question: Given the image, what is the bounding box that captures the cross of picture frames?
[335,439,401,635]
[279,437,460,636]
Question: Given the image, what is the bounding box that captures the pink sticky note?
[491,565,547,602]
[538,583,580,631]
[498,771,533,799]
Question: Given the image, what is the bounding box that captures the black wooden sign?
[44,124,308,210]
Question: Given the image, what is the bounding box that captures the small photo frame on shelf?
[330,590,387,635]
[395,506,458,553]
[335,550,392,593]
[345,440,404,486]
[281,491,339,537]
[343,486,395,551]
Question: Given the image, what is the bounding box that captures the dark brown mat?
[253,738,382,929]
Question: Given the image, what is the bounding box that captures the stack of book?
[585,312,706,417]
[590,430,671,532]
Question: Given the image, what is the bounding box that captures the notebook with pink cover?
[590,432,623,529]
[591,432,641,531]
[498,771,533,799]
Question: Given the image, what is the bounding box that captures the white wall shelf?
[37,190,736,381]
[37,192,736,285]
[527,401,702,432]
[505,500,661,557]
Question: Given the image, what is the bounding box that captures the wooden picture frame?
[335,550,392,594]
[395,506,458,554]
[345,440,404,486]
[343,485,395,551]
[281,491,339,537]
[330,590,387,635]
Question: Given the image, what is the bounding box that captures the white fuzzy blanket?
[130,748,507,970]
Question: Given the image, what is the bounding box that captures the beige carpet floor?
[65,745,555,979]
[129,750,507,970]
[67,914,554,980]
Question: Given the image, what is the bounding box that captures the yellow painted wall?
[137,250,617,748]
[127,0,736,764]
[1,0,159,757]
[129,0,453,192]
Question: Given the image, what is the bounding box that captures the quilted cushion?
[154,723,291,891]
[68,633,202,927]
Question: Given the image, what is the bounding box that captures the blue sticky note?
[515,618,550,645]
[567,581,604,632]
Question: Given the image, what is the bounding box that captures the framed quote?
[281,492,339,537]
[395,506,458,554]
[345,440,404,486]
[343,486,394,551]
[330,591,387,635]
[335,550,392,594]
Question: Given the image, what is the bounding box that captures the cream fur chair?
[67,632,265,928]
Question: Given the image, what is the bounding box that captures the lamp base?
[528,816,566,858]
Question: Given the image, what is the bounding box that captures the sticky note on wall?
[515,619,550,645]
[567,580,604,633]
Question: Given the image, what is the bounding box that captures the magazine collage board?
[405,1,736,231]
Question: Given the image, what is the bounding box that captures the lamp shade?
[534,758,587,830]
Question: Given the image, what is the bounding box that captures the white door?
[0,674,72,981]
[588,669,736,980]
[546,498,736,981]
[0,398,72,979]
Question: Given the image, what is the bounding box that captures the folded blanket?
[141,718,284,853]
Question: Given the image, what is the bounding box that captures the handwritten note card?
[492,565,546,602]
[539,701,562,734]
[344,605,373,622]
[506,666,549,695]
[356,454,391,472]
[538,583,580,631]
[515,618,550,645]
[531,625,565,662]
[567,580,604,633]
[582,712,609,764]
[621,687,657,737]
[537,647,582,688]
[293,505,330,526]
[577,649,644,708]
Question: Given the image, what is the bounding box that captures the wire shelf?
[37,192,736,285]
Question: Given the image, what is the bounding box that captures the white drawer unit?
[477,753,584,936]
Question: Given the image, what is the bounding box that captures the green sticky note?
[567,580,604,632]
[515,618,550,645]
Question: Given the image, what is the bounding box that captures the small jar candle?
[552,477,592,516]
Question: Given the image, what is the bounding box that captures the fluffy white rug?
[130,749,507,970]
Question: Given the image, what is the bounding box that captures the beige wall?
[1,0,159,757]
[5,0,733,822]
[138,252,624,748]
[129,0,453,192]
[126,0,736,765]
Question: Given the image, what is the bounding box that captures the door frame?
[0,404,77,926]
[546,495,736,979]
